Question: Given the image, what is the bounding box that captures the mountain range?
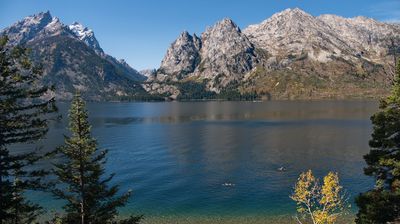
[0,11,149,101]
[147,8,400,100]
[2,9,400,100]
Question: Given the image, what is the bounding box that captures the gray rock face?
[243,8,351,62]
[159,18,258,91]
[317,14,400,62]
[142,82,180,99]
[198,18,257,84]
[243,8,400,64]
[159,31,201,77]
[139,69,156,79]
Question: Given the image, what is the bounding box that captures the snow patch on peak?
[69,22,94,40]
[44,16,63,33]
[68,22,103,55]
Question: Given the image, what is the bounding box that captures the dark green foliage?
[112,94,166,102]
[356,190,400,224]
[115,215,143,224]
[176,81,216,100]
[217,81,259,101]
[356,60,400,223]
[174,80,259,101]
[46,214,143,224]
[0,35,57,223]
[52,94,139,224]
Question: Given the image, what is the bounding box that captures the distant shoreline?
[57,96,383,103]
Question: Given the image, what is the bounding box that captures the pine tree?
[52,94,134,224]
[0,35,57,223]
[355,60,400,223]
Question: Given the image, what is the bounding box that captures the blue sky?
[1,0,399,70]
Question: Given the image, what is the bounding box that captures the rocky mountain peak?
[1,11,66,46]
[279,7,310,17]
[204,18,241,35]
[69,22,94,39]
[256,7,317,30]
[26,10,53,26]
[0,11,148,100]
[159,31,201,76]
[176,31,201,49]
[243,8,351,61]
[200,17,252,54]
[158,17,258,89]
[196,18,257,89]
[179,31,191,39]
[266,7,314,24]
[68,22,104,55]
[218,18,238,28]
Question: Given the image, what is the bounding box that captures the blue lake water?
[16,101,378,219]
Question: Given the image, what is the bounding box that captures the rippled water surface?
[17,101,378,219]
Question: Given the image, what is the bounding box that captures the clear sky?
[1,0,399,70]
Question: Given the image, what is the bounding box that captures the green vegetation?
[176,80,216,100]
[52,93,141,224]
[218,81,258,101]
[355,60,400,223]
[0,36,57,223]
[239,60,390,100]
[175,80,259,101]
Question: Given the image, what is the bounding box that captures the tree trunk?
[0,172,2,224]
[0,151,3,224]
[80,162,85,224]
[78,105,85,224]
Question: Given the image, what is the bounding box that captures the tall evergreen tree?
[52,94,133,224]
[356,60,400,223]
[0,35,57,223]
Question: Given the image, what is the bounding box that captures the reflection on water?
[15,101,378,218]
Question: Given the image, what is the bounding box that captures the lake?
[16,100,378,223]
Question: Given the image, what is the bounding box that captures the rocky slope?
[197,18,258,91]
[159,31,201,78]
[1,11,147,101]
[149,18,259,96]
[151,8,400,100]
[244,8,400,65]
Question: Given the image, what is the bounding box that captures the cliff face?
[244,8,400,65]
[156,18,258,93]
[197,18,258,91]
[159,31,201,77]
